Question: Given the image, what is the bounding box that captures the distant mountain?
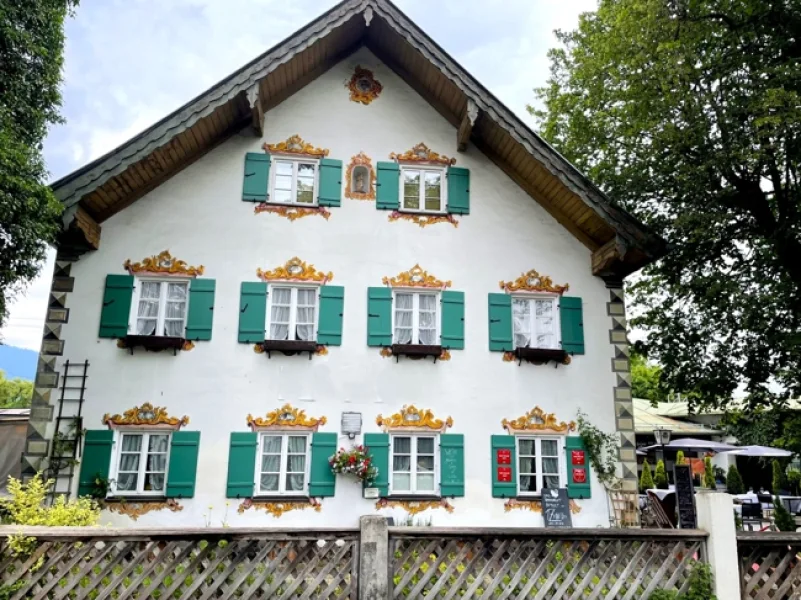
[0,345,37,381]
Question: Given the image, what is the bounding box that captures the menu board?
[541,488,572,528]
[674,464,697,529]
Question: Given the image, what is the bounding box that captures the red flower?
[349,456,356,464]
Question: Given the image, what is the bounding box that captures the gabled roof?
[53,0,665,277]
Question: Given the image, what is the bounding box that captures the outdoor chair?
[644,490,676,529]
[741,502,764,531]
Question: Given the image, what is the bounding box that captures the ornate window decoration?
[501,407,576,435]
[123,250,204,278]
[390,142,456,166]
[376,405,453,432]
[382,264,451,289]
[103,402,189,430]
[256,257,333,284]
[345,66,383,105]
[247,403,327,432]
[499,269,569,295]
[345,152,376,201]
[263,134,329,158]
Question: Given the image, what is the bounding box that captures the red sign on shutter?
[572,468,587,484]
[496,449,511,465]
[497,467,512,482]
[571,450,586,466]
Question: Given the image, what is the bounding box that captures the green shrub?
[654,460,669,489]
[788,469,801,495]
[684,562,716,600]
[649,591,678,600]
[726,465,745,495]
[773,459,787,493]
[675,450,685,465]
[640,460,655,493]
[773,496,796,532]
[703,457,716,490]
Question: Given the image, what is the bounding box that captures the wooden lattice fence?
[739,532,801,600]
[0,527,358,600]
[389,528,707,600]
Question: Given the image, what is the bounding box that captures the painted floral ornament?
[346,66,383,105]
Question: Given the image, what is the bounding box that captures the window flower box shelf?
[259,339,318,359]
[390,344,443,363]
[514,347,569,367]
[119,335,187,355]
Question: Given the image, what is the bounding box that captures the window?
[393,292,438,345]
[512,296,559,349]
[270,158,318,206]
[400,166,446,213]
[391,435,438,495]
[517,437,563,495]
[114,432,170,496]
[133,280,189,337]
[257,433,310,495]
[267,287,318,341]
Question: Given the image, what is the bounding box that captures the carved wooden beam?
[592,237,629,277]
[457,100,480,152]
[58,205,101,254]
[246,84,264,137]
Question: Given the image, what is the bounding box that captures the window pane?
[419,295,436,311]
[144,473,165,492]
[286,455,306,473]
[541,440,559,456]
[117,473,138,491]
[286,474,305,491]
[519,458,536,474]
[417,438,434,454]
[393,473,411,491]
[543,475,560,489]
[519,439,535,455]
[275,161,293,176]
[394,294,413,344]
[273,188,292,204]
[261,455,280,472]
[402,170,420,209]
[393,437,411,454]
[262,436,282,453]
[167,283,187,301]
[417,473,435,491]
[542,457,559,474]
[260,474,279,491]
[417,456,434,472]
[147,454,167,472]
[393,456,411,471]
[122,435,142,452]
[424,171,441,211]
[513,299,531,348]
[119,454,140,472]
[295,291,316,342]
[140,282,161,300]
[269,289,291,341]
[296,178,314,204]
[149,435,170,453]
[520,476,538,493]
[287,436,307,453]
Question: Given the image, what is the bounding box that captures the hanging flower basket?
[329,445,378,484]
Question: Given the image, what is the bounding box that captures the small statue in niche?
[352,165,369,194]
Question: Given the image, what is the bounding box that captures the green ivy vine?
[576,411,620,488]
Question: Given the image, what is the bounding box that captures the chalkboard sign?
[674,464,697,529]
[541,488,573,527]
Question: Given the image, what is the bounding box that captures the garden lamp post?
[654,426,672,463]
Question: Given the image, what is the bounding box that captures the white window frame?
[254,432,311,497]
[265,284,321,342]
[391,290,440,345]
[399,165,447,214]
[268,156,320,207]
[110,430,172,497]
[128,277,190,338]
[515,435,565,497]
[389,433,440,496]
[511,294,562,350]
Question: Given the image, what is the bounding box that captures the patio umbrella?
[721,445,793,457]
[640,437,738,452]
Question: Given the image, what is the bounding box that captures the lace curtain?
[136,282,160,335]
[418,295,437,345]
[513,299,531,348]
[269,289,291,340]
[164,284,187,337]
[286,436,306,492]
[260,436,281,491]
[295,289,316,341]
[394,294,413,344]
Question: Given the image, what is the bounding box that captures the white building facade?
[27,0,663,529]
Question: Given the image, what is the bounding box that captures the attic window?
[270,158,319,206]
[400,166,446,214]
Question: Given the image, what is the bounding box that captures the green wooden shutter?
[317,286,344,346]
[318,158,342,207]
[364,433,389,497]
[99,274,134,338]
[566,436,592,499]
[440,434,465,497]
[441,291,465,350]
[491,435,517,498]
[488,293,513,352]
[243,152,270,202]
[309,432,337,497]
[560,296,585,355]
[447,167,470,215]
[226,432,257,498]
[238,282,267,343]
[367,287,393,347]
[166,431,200,498]
[185,279,215,341]
[376,162,400,210]
[77,430,114,497]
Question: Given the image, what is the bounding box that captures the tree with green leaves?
[0,370,32,408]
[0,1,77,328]
[676,450,685,466]
[631,351,668,403]
[654,459,668,489]
[773,498,797,532]
[533,0,801,411]
[773,459,787,494]
[726,464,745,495]
[640,460,655,492]
[703,457,717,490]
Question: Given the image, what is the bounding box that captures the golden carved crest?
[382,264,451,289]
[501,406,576,434]
[107,499,183,521]
[390,143,456,166]
[376,405,453,431]
[375,498,454,515]
[237,498,321,517]
[254,204,331,221]
[346,66,383,105]
[345,152,376,201]
[103,402,189,428]
[257,257,333,283]
[388,211,458,228]
[499,269,569,294]
[123,250,204,277]
[264,135,329,158]
[247,403,327,430]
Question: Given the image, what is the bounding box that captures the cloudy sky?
[1,0,596,351]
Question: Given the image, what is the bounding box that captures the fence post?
[696,492,740,599]
[359,515,389,600]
